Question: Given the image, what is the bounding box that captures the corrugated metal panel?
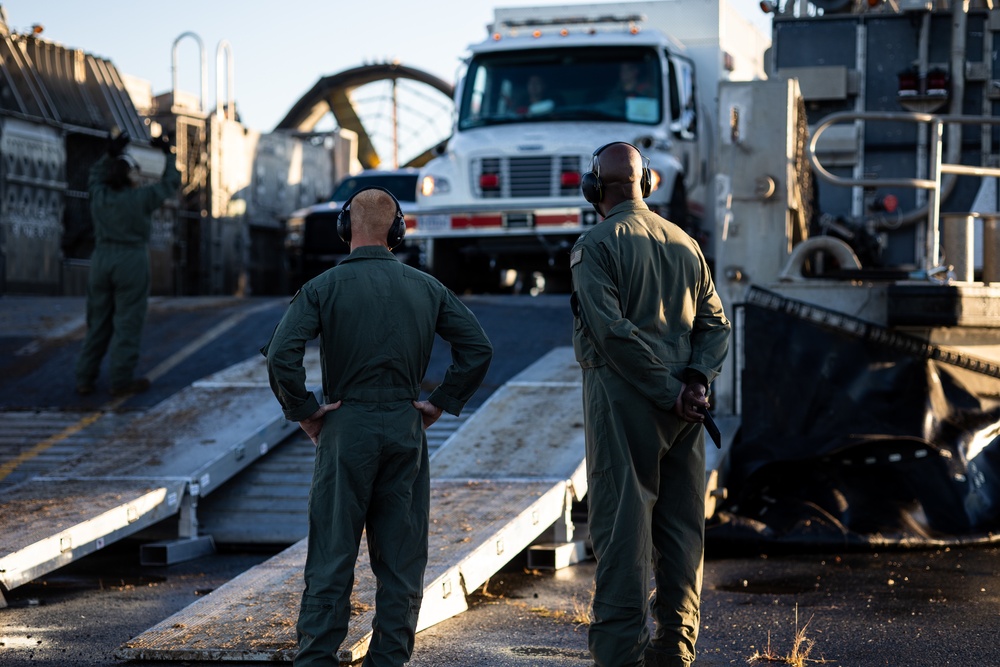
[0,410,128,490]
[0,29,147,137]
[198,413,468,546]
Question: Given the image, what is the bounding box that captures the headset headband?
[337,185,406,249]
[582,141,652,205]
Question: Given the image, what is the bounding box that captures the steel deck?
[115,347,588,663]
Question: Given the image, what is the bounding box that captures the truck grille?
[473,155,582,199]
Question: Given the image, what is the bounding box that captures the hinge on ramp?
[527,486,591,570]
[140,482,215,566]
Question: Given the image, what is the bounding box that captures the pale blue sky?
[3,1,772,133]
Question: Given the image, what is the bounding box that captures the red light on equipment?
[561,172,581,188]
[882,194,898,213]
[480,173,500,190]
[926,70,949,95]
[897,70,919,96]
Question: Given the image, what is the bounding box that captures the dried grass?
[747,605,833,666]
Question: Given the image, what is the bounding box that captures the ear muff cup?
[581,171,603,204]
[580,142,652,203]
[337,186,407,249]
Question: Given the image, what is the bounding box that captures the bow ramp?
[0,352,323,608]
[115,347,588,663]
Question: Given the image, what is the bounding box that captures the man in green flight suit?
[571,142,730,667]
[75,131,179,397]
[263,187,492,667]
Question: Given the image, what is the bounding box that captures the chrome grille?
[472,155,583,199]
[508,157,551,197]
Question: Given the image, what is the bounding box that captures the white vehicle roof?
[469,26,684,56]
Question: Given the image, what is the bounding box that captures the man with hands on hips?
[263,186,492,667]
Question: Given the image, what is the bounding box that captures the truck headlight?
[421,175,450,197]
[285,217,304,250]
[648,168,662,193]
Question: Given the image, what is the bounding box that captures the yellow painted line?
[0,411,104,482]
[0,299,282,483]
[145,300,278,383]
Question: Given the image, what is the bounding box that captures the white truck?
[408,0,767,293]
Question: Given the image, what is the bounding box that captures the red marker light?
[480,173,500,190]
[561,171,581,187]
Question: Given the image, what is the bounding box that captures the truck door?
[666,52,700,194]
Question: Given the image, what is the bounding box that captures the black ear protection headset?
[580,141,652,205]
[337,186,406,249]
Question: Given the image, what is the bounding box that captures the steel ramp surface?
[115,347,587,663]
[0,350,321,599]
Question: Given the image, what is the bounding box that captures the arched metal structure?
[276,62,454,169]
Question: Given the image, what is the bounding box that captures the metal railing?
[808,111,1000,274]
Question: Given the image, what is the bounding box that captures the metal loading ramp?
[0,351,322,605]
[115,347,588,663]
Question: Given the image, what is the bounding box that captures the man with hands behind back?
[570,142,730,667]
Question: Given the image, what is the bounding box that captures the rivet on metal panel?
[234,444,246,461]
[259,442,269,456]
[127,506,139,523]
[60,536,72,552]
[96,537,105,549]
[442,578,452,598]
[496,538,505,555]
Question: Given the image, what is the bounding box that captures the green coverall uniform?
[263,246,492,667]
[75,153,180,393]
[570,200,730,667]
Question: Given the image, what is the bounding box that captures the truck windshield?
[329,174,419,202]
[458,46,662,130]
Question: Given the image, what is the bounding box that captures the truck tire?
[668,177,689,232]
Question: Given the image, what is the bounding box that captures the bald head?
[592,143,644,216]
[349,188,398,247]
[597,143,643,195]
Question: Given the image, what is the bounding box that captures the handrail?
[171,31,207,113]
[215,40,234,121]
[808,111,1000,272]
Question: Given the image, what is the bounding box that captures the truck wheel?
[428,240,473,293]
[542,270,573,294]
[464,255,502,294]
[669,178,689,232]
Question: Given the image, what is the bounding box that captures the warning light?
[872,194,899,213]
